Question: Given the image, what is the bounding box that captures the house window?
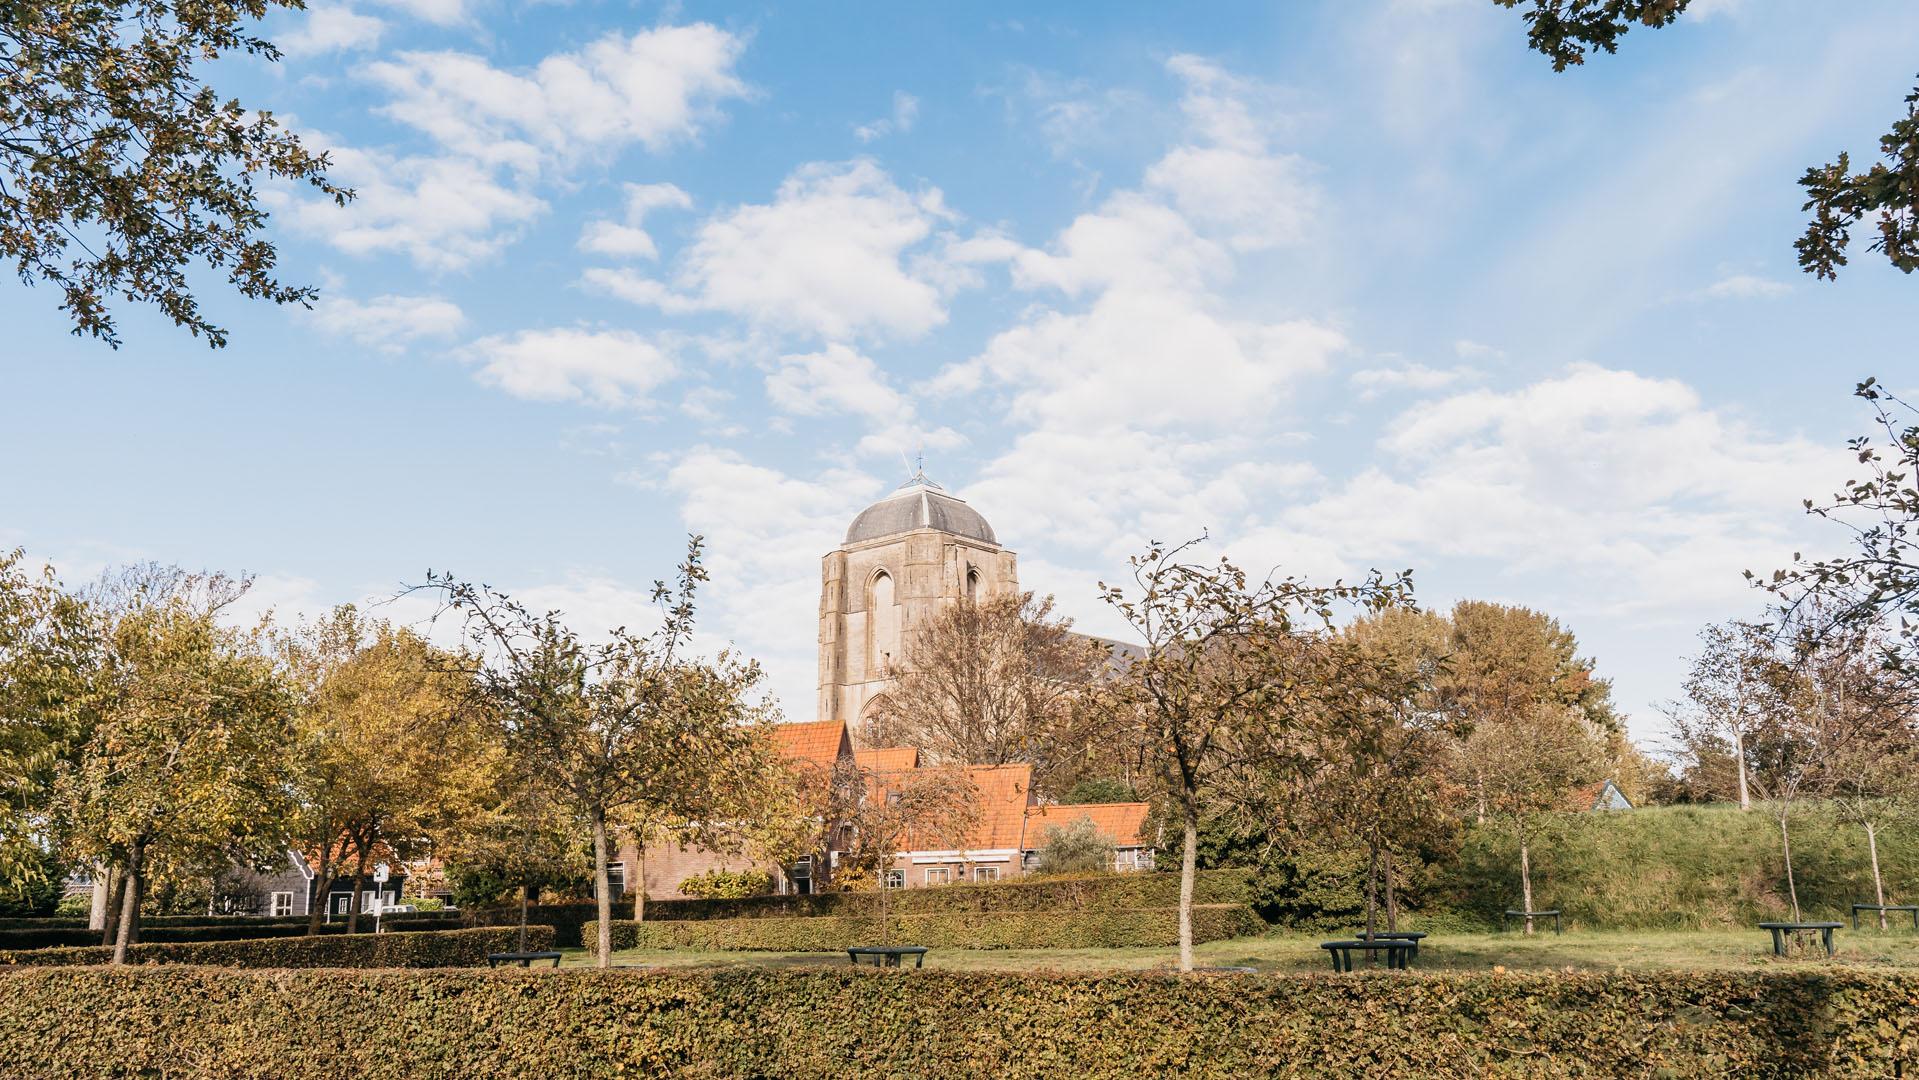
[605,862,627,899]
[270,892,293,917]
[790,856,812,896]
[924,867,950,886]
[882,869,905,889]
[335,895,352,915]
[974,866,999,883]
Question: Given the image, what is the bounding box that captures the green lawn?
[557,925,1919,973]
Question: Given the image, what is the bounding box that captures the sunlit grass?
[553,925,1919,973]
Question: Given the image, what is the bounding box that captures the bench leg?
[1823,929,1835,958]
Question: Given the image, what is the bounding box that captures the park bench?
[1319,939,1415,972]
[1851,904,1919,930]
[1502,909,1563,935]
[486,951,563,968]
[1355,930,1428,959]
[1758,922,1843,958]
[848,946,928,969]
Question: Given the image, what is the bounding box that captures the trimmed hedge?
[584,904,1264,952]
[470,869,1257,945]
[1,967,1915,1077]
[0,919,466,950]
[0,925,547,968]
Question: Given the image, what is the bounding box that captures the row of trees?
[0,540,811,968]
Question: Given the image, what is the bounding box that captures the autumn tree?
[834,761,979,942]
[53,567,294,962]
[1495,2,1918,280]
[0,551,98,908]
[1,0,349,347]
[863,592,1113,798]
[277,606,487,934]
[1759,380,1919,700]
[419,537,781,968]
[1099,535,1413,971]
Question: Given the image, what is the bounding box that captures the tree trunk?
[1869,820,1888,931]
[93,866,117,939]
[632,842,647,924]
[1363,843,1379,943]
[306,845,334,936]
[1780,810,1801,923]
[1733,726,1750,811]
[345,843,371,934]
[1383,848,1399,934]
[1519,839,1535,936]
[112,840,145,965]
[518,883,531,954]
[1178,798,1198,973]
[592,809,612,969]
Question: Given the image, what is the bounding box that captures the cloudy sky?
[4,1,1915,741]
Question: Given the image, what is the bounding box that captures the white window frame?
[974,866,999,883]
[924,867,950,886]
[882,869,905,889]
[269,891,294,917]
[605,861,627,898]
[335,894,352,915]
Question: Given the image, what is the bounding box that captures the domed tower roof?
[844,468,997,546]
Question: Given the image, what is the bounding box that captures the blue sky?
[4,0,1916,742]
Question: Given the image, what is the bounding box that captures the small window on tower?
[966,567,981,602]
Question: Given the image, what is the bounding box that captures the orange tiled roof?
[855,746,920,772]
[962,764,1035,850]
[771,720,851,771]
[1023,802,1152,850]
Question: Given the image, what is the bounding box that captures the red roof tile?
[771,720,852,772]
[1023,803,1152,850]
[854,746,920,772]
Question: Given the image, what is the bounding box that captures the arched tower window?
[966,566,981,603]
[867,569,898,676]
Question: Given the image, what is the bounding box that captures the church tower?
[817,468,1018,736]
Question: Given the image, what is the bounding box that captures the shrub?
[0,918,466,950]
[0,968,1914,1077]
[53,894,90,918]
[1033,816,1116,876]
[0,925,545,968]
[677,869,773,900]
[467,869,1256,944]
[584,905,1264,952]
[1439,802,1919,930]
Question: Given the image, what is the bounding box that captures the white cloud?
[1350,362,1480,399]
[282,4,386,56]
[462,328,678,409]
[578,182,693,260]
[1144,56,1316,251]
[1291,364,1843,613]
[305,292,466,352]
[366,0,470,26]
[764,344,964,458]
[590,160,960,342]
[855,91,921,142]
[280,142,545,269]
[648,449,877,716]
[1696,273,1792,301]
[362,24,749,171]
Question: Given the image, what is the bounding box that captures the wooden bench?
[1319,939,1415,972]
[848,946,928,969]
[1758,922,1843,958]
[1355,930,1428,959]
[1502,909,1563,935]
[486,951,563,968]
[1851,904,1919,930]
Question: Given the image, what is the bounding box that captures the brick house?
[859,750,1156,887]
[623,718,856,899]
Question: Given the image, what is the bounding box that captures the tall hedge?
[0,926,546,968]
[586,904,1264,952]
[0,918,461,951]
[1443,802,1919,930]
[1,967,1914,1077]
[469,869,1256,945]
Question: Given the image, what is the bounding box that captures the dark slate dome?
[845,469,997,546]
